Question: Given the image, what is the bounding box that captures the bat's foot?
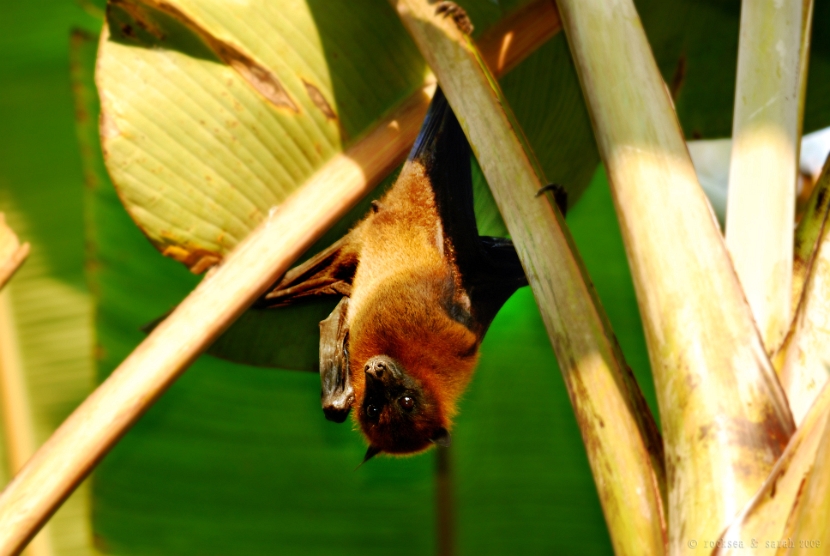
[434,1,474,35]
[537,183,568,217]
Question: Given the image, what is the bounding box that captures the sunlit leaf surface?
[3,0,829,553]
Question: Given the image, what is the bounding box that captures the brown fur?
[346,162,479,454]
[261,90,526,458]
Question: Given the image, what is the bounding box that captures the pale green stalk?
[0,215,28,292]
[715,381,830,555]
[725,0,814,351]
[779,156,830,424]
[778,402,830,555]
[789,154,830,322]
[390,2,667,554]
[554,0,795,552]
[0,293,54,556]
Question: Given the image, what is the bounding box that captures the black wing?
[410,88,527,336]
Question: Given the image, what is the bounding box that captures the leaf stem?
[725,0,814,351]
[390,2,667,554]
[554,0,795,550]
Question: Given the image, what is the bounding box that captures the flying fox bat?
[260,89,554,461]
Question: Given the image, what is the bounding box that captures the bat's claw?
[434,1,474,35]
[536,183,568,217]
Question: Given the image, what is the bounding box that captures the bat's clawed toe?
[433,1,474,35]
[536,182,569,217]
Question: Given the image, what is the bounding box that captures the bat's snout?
[363,355,400,383]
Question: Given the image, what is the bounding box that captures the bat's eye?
[398,396,415,412]
[366,404,380,419]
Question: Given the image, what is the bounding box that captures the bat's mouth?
[361,355,403,424]
[357,355,447,455]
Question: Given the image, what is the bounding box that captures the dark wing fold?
[410,88,527,335]
[467,236,528,333]
[258,236,358,307]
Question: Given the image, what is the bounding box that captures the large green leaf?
[97,0,422,264]
[87,102,643,552]
[95,0,830,370]
[95,0,590,261]
[81,17,652,551]
[75,0,826,553]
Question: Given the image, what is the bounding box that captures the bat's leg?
[433,1,474,35]
[319,297,354,423]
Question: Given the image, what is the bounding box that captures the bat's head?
[347,270,481,461]
[356,354,451,460]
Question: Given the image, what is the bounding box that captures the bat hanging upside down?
[260,89,539,463]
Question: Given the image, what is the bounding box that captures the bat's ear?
[430,427,451,447]
[360,445,382,466]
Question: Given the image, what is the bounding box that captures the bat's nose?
[364,355,401,383]
[364,359,386,379]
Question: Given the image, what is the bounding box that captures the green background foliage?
[0,0,827,554]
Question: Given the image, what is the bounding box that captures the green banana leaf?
[95,0,830,371]
[86,90,645,552]
[2,0,828,554]
[77,10,632,551]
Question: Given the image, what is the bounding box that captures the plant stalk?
[777,402,830,555]
[554,0,795,552]
[790,153,830,331]
[391,2,668,554]
[725,0,814,351]
[0,293,54,556]
[0,215,29,292]
[715,381,830,555]
[779,155,830,424]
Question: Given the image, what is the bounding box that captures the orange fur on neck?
[345,161,480,453]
